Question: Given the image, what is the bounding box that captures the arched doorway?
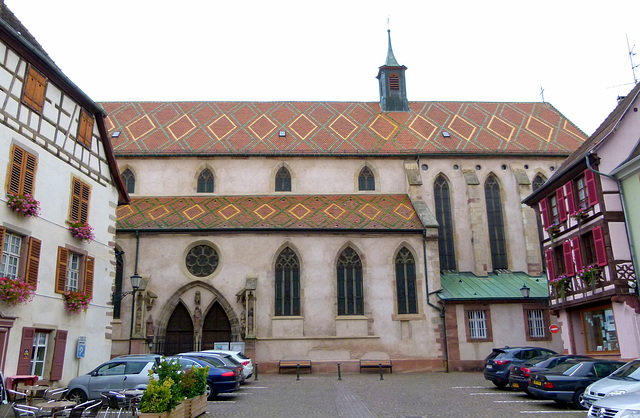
[201,302,232,350]
[164,302,194,355]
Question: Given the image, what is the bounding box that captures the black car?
[484,347,557,388]
[528,360,625,409]
[509,355,592,394]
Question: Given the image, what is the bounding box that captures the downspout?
[585,153,640,300]
[423,229,449,372]
[134,230,140,275]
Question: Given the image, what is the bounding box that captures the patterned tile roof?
[116,194,423,231]
[101,101,587,156]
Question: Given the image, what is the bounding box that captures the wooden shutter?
[539,200,549,228]
[77,110,94,148]
[84,256,94,300]
[16,327,35,375]
[8,145,37,196]
[563,240,575,276]
[22,66,46,113]
[571,237,583,271]
[55,247,69,294]
[564,182,575,215]
[593,226,608,267]
[585,170,599,206]
[0,227,4,261]
[545,249,555,281]
[49,330,68,381]
[556,188,567,221]
[25,237,41,289]
[70,178,91,224]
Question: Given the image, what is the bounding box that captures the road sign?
[549,324,560,334]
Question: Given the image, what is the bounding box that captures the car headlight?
[620,409,640,418]
[605,390,627,397]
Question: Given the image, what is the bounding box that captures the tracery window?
[275,167,291,192]
[485,175,508,270]
[197,169,214,193]
[121,169,135,194]
[532,174,546,192]
[337,247,363,315]
[275,247,300,316]
[358,166,375,191]
[185,245,219,277]
[434,175,456,271]
[395,247,417,314]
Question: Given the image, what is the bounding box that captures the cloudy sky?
[6,0,640,135]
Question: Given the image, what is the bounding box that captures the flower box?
[63,291,91,314]
[69,222,94,243]
[0,277,35,306]
[6,193,40,218]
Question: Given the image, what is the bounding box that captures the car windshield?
[610,360,640,381]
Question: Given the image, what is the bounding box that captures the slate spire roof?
[385,29,400,67]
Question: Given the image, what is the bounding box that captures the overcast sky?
[6,0,640,135]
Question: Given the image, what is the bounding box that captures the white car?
[201,350,253,380]
[588,391,640,417]
[584,359,640,409]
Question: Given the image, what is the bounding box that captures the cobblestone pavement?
[206,372,588,417]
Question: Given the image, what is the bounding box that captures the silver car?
[66,354,160,403]
[584,359,640,409]
[588,391,640,417]
[201,350,253,380]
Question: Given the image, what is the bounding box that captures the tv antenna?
[627,33,639,84]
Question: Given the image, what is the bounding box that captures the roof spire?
[385,29,400,67]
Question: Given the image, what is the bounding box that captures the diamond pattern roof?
[117,194,423,231]
[101,101,586,156]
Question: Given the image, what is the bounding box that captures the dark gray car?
[484,346,557,388]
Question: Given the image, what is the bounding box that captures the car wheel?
[67,389,87,404]
[573,388,588,410]
[492,381,508,389]
[206,382,216,401]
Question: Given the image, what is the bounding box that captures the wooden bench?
[278,360,312,374]
[359,359,392,373]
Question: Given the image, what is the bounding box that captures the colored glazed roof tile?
[117,194,424,231]
[439,271,549,300]
[101,101,587,156]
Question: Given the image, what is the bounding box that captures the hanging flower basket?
[550,274,570,299]
[545,222,561,237]
[0,277,36,306]
[577,264,600,289]
[69,222,94,243]
[570,207,589,222]
[63,291,91,314]
[6,193,40,218]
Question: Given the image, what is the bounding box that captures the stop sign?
[549,324,560,334]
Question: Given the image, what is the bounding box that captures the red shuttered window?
[592,226,608,267]
[556,188,567,222]
[585,170,599,206]
[540,200,549,228]
[563,241,575,277]
[564,182,576,216]
[545,249,555,281]
[571,237,583,272]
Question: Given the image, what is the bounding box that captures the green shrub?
[139,377,177,413]
[180,365,209,398]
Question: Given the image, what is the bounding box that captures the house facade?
[0,4,127,383]
[524,82,640,360]
[107,33,582,371]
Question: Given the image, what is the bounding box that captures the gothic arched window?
[197,169,214,193]
[358,166,375,191]
[434,175,456,271]
[275,167,291,192]
[395,247,417,314]
[337,247,363,315]
[485,175,508,270]
[121,169,135,194]
[275,247,300,316]
[532,174,547,192]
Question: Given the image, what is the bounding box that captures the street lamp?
[112,274,142,353]
[520,283,530,298]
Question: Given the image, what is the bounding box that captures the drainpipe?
[134,230,140,275]
[585,153,640,300]
[423,229,449,372]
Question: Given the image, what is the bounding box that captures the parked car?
[528,359,625,409]
[167,356,240,400]
[483,347,557,388]
[509,355,592,394]
[178,351,245,383]
[588,391,640,418]
[200,350,253,379]
[67,354,161,403]
[583,358,640,409]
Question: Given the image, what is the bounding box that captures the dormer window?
[389,74,400,91]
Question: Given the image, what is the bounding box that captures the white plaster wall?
[613,302,640,359]
[598,95,640,175]
[610,222,632,260]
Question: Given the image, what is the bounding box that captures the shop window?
[54,247,94,298]
[581,306,619,353]
[464,305,492,342]
[0,227,41,289]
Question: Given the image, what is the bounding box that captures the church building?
[106,32,585,372]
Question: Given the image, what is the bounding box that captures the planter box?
[139,401,185,418]
[178,395,207,418]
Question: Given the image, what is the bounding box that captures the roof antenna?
[626,33,639,84]
[539,86,545,102]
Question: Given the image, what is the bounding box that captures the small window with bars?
[468,310,488,339]
[527,310,546,338]
[389,73,400,91]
